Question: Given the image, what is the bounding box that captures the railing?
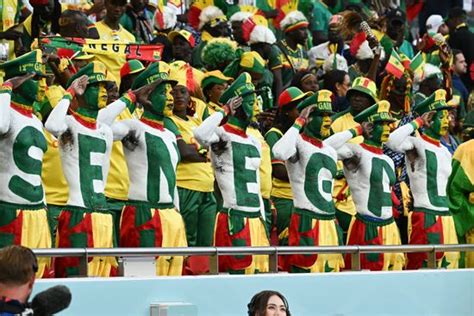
[33,244,474,277]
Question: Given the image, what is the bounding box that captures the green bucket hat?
[0,49,46,79]
[297,89,334,115]
[278,87,312,109]
[67,61,108,88]
[219,72,255,118]
[347,76,378,104]
[354,100,396,123]
[412,89,451,116]
[131,61,177,90]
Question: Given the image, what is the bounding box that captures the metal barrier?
[33,244,474,277]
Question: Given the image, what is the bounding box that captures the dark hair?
[202,83,216,102]
[291,69,315,90]
[247,290,291,316]
[448,7,466,20]
[323,70,347,94]
[0,246,38,286]
[452,49,463,59]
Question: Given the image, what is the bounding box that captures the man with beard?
[387,89,460,269]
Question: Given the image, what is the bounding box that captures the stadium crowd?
[0,0,473,278]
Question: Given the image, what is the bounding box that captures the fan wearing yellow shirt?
[164,73,216,274]
[95,0,136,86]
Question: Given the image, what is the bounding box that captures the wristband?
[66,87,76,98]
[127,91,137,103]
[294,117,306,130]
[410,117,424,130]
[350,125,363,137]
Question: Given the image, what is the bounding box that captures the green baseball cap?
[0,49,46,79]
[297,89,334,115]
[131,61,177,90]
[219,72,256,118]
[412,89,451,116]
[67,61,108,88]
[354,100,396,123]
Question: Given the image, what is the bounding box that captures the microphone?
[31,285,72,316]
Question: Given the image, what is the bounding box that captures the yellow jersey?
[169,114,214,192]
[265,127,293,199]
[94,20,135,86]
[104,108,136,201]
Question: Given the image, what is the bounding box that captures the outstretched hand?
[4,73,35,90]
[69,75,89,96]
[421,111,435,128]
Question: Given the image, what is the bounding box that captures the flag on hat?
[386,49,405,79]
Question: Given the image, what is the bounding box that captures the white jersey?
[386,123,451,213]
[338,143,396,220]
[112,118,180,208]
[45,96,127,209]
[273,126,355,216]
[194,112,263,213]
[0,91,47,205]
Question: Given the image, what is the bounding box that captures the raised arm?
[1,74,37,134]
[323,125,363,150]
[193,110,224,147]
[44,92,72,137]
[111,119,133,141]
[272,118,303,161]
[97,92,135,126]
[386,117,425,153]
[46,75,88,136]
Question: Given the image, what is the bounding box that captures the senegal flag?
[410,52,424,75]
[386,50,405,79]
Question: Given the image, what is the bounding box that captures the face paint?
[428,110,449,137]
[83,82,108,110]
[368,122,391,145]
[320,115,332,138]
[149,83,171,116]
[305,112,331,139]
[241,92,256,120]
